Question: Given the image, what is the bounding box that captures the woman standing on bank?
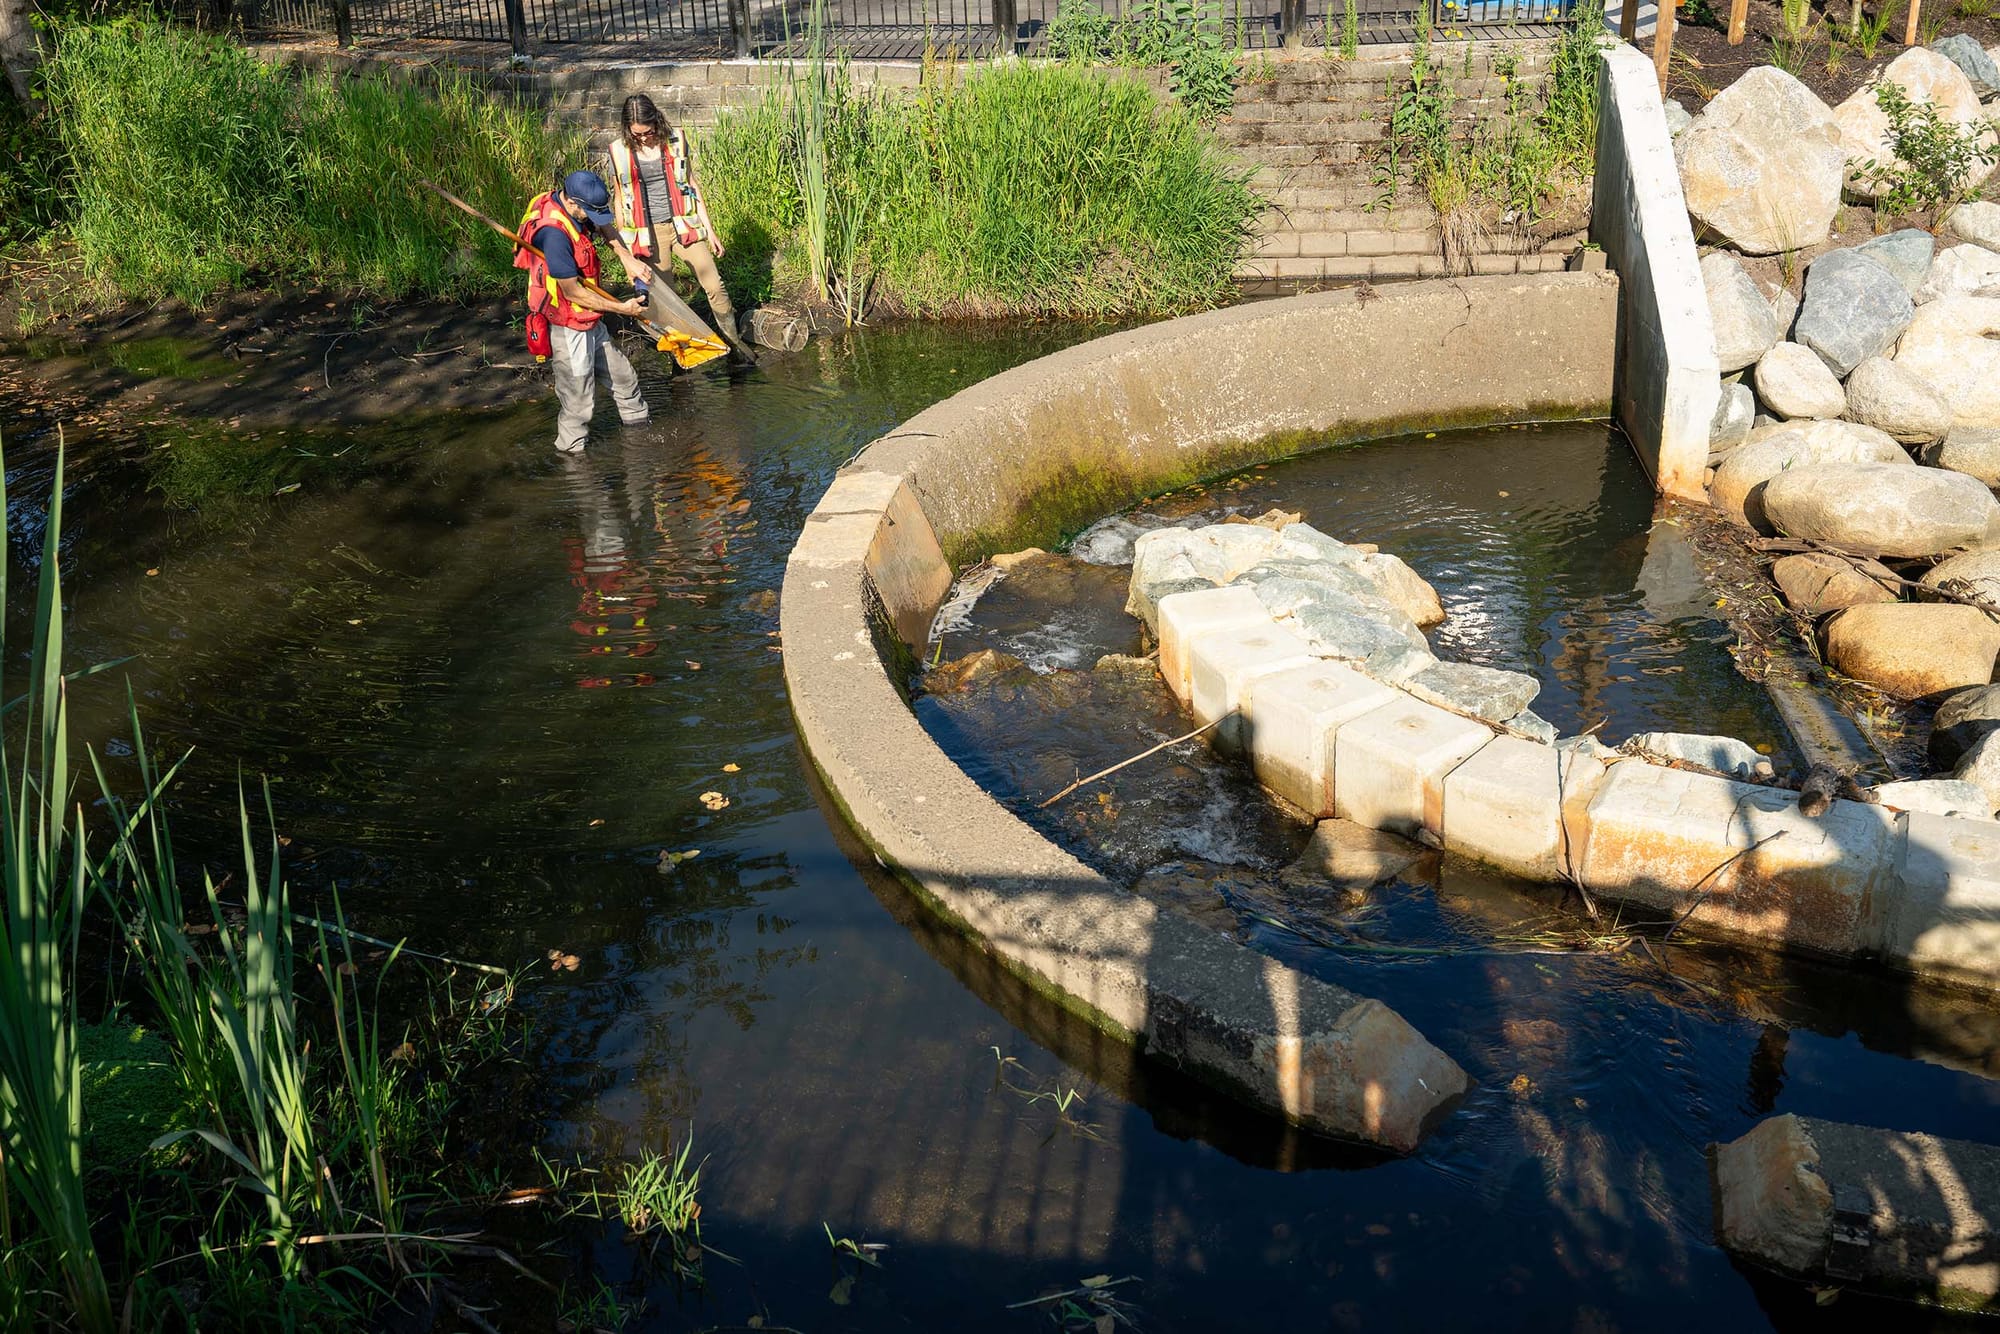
[606,93,738,339]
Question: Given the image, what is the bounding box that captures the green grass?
[40,18,583,305]
[702,58,1258,321]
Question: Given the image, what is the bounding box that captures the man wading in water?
[517,170,651,453]
[605,94,738,343]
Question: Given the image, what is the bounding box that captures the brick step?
[1258,203,1438,233]
[1217,119,1389,146]
[1232,250,1574,282]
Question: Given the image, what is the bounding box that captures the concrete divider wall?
[782,275,1620,1152]
[1159,578,2000,991]
[1589,43,1719,501]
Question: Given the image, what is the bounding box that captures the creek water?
[6,326,1997,1333]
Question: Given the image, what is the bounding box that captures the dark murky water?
[7,332,1998,1333]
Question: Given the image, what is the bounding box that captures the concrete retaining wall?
[1588,42,1718,502]
[781,274,1619,1151]
[1161,574,2000,991]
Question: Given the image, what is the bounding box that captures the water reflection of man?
[560,456,660,690]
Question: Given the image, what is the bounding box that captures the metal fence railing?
[196,0,1571,53]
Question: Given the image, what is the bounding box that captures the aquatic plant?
[704,58,1257,320]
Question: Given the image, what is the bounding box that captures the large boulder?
[1955,728,2000,813]
[1763,461,2000,557]
[1770,551,1900,615]
[1924,427,2000,485]
[1703,251,1782,372]
[1895,296,2000,430]
[1794,249,1915,378]
[1842,356,1950,444]
[1922,549,2000,606]
[1754,342,1847,419]
[1709,419,1911,530]
[1677,67,1846,255]
[1931,34,2000,99]
[1949,201,2000,253]
[1931,681,2000,766]
[1823,603,2000,698]
[1913,243,2000,303]
[1854,228,1936,296]
[1832,48,1994,202]
[1713,380,1757,452]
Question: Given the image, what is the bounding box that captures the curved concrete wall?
[781,275,1621,1152]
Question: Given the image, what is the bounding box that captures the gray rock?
[1712,380,1756,451]
[1949,201,2000,253]
[1709,419,1911,530]
[1931,34,2000,99]
[1677,67,1845,255]
[1291,599,1431,666]
[1280,818,1427,889]
[1795,249,1916,379]
[1854,228,1936,298]
[1755,341,1847,419]
[1931,682,2000,765]
[1404,660,1541,722]
[1842,356,1951,443]
[1703,251,1783,372]
[1362,640,1439,685]
[1763,461,2000,557]
[1626,730,1773,778]
[1770,551,1900,615]
[1356,551,1447,629]
[1125,530,1211,630]
[1923,427,2000,485]
[1504,709,1557,744]
[1240,561,1421,638]
[1771,288,1800,335]
[1663,97,1693,136]
[1559,733,1620,765]
[1913,244,2000,304]
[1954,728,2000,813]
[1922,548,2000,605]
[1871,778,1993,818]
[1275,523,1363,566]
[1071,515,1165,565]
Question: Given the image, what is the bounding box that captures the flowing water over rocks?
[10,334,2000,1331]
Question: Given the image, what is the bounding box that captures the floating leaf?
[275,482,302,495]
[699,791,730,811]
[1509,1073,1534,1097]
[1080,1274,1111,1288]
[686,661,701,670]
[588,818,605,827]
[546,949,581,971]
[722,763,740,773]
[145,567,160,576]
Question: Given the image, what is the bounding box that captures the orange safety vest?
[608,133,704,255]
[514,192,602,331]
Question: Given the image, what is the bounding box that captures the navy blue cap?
[561,170,615,227]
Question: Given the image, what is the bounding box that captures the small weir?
[12,307,2000,1328]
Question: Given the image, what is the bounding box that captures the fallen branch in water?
[215,901,511,976]
[1037,715,1228,808]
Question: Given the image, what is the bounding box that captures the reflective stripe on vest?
[514,192,602,331]
[608,134,704,252]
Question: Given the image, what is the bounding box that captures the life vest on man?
[608,132,706,255]
[514,191,603,335]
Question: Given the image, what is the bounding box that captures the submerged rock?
[1709,419,1910,531]
[923,648,1031,694]
[1754,341,1846,420]
[1794,250,1915,379]
[1871,778,1993,819]
[1931,682,2000,765]
[1626,731,1773,779]
[1404,661,1540,722]
[1823,603,2000,699]
[1761,461,1997,558]
[1770,552,1899,616]
[1280,818,1429,889]
[1842,357,1950,444]
[1678,67,1844,255]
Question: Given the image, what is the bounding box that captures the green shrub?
[1857,79,1999,221]
[703,59,1257,320]
[42,19,583,305]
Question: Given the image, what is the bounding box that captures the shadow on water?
[4,326,1999,1329]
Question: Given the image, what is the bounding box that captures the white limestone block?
[1884,811,2000,986]
[1443,736,1607,881]
[1240,661,1398,818]
[1156,585,1271,705]
[1573,761,1896,954]
[1186,621,1316,746]
[1332,696,1493,837]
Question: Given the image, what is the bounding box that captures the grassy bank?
[35,19,582,305]
[684,57,1258,322]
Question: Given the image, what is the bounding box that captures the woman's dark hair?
[620,94,672,151]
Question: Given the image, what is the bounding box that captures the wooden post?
[728,0,751,57]
[1653,0,1674,91]
[1279,0,1306,45]
[1620,0,1636,43]
[1902,0,1921,43]
[1726,0,1747,43]
[504,0,528,56]
[991,0,1018,50]
[334,0,352,46]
